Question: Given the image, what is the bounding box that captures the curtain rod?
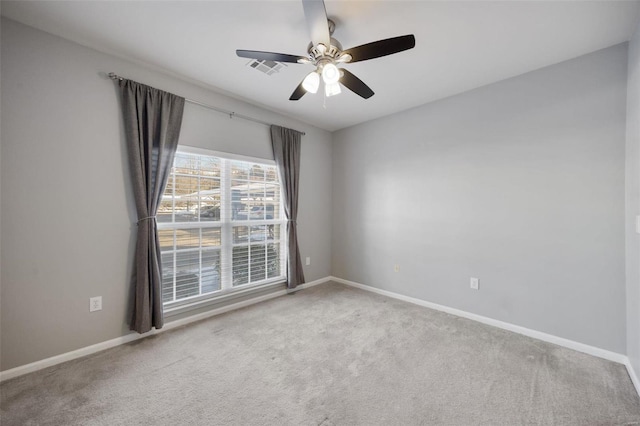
[108,72,305,135]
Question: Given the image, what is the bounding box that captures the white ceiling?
[3,1,640,131]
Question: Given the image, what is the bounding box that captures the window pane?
[158,199,174,223]
[265,184,279,220]
[249,164,265,181]
[161,252,174,303]
[175,228,200,250]
[250,225,267,242]
[230,195,244,221]
[247,183,265,221]
[175,251,200,300]
[231,162,248,179]
[174,154,198,174]
[250,244,266,282]
[233,226,248,244]
[174,175,199,222]
[198,205,220,222]
[231,181,249,220]
[267,243,280,279]
[232,246,249,286]
[199,156,221,177]
[198,177,221,222]
[249,202,266,221]
[266,224,280,242]
[164,175,175,193]
[201,249,221,293]
[202,228,221,247]
[158,229,174,251]
[266,167,278,182]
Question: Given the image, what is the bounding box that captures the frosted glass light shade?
[302,72,320,94]
[325,82,341,97]
[322,63,340,85]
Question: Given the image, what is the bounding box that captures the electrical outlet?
[470,277,479,290]
[394,264,400,273]
[90,296,102,312]
[305,256,311,266]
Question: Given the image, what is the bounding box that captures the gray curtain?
[270,125,305,289]
[119,79,185,333]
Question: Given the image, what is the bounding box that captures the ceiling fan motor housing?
[307,38,342,61]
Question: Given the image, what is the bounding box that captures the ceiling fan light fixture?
[325,81,341,97]
[302,71,320,93]
[322,63,340,84]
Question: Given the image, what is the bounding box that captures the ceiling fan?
[236,0,416,101]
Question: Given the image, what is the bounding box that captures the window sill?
[163,280,287,318]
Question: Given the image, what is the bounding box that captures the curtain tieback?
[137,216,157,224]
[288,219,296,223]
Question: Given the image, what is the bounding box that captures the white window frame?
[159,145,287,313]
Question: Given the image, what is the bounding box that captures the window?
[158,148,285,307]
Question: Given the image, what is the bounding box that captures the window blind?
[157,149,286,306]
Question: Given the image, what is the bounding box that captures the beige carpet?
[2,282,640,425]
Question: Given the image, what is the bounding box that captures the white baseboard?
[287,276,328,293]
[624,358,640,397]
[330,276,630,365]
[0,277,331,383]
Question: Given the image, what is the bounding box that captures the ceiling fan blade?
[289,81,307,101]
[341,35,416,63]
[302,0,331,48]
[340,69,374,99]
[236,50,306,64]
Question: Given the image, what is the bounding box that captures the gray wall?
[627,23,640,376]
[332,44,628,353]
[0,18,332,371]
